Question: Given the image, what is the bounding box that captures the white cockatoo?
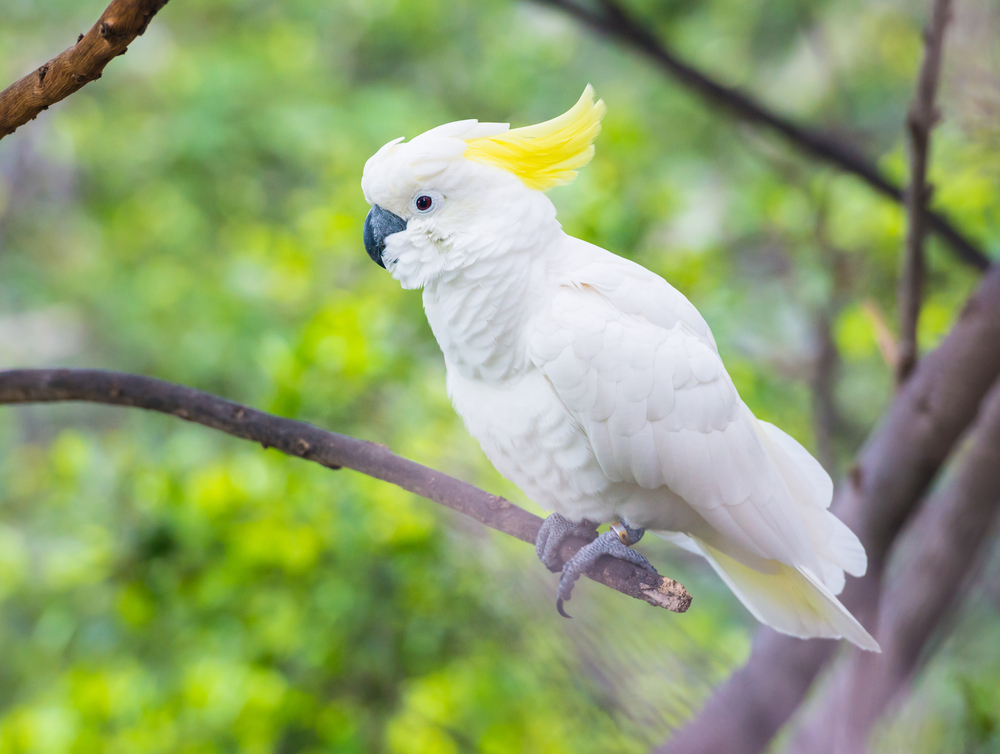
[361,87,879,651]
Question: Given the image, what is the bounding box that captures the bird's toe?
[535,513,596,571]
[554,529,658,617]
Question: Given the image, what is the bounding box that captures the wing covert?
[530,283,818,570]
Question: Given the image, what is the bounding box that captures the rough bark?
[655,259,1000,754]
[0,0,171,141]
[0,368,692,614]
[785,378,1000,754]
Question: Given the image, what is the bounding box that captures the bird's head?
[361,86,605,289]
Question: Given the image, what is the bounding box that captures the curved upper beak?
[363,204,407,268]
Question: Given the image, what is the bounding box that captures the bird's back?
[527,236,878,649]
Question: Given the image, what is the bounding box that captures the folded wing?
[530,255,876,649]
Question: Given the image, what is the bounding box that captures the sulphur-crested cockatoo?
[361,87,879,651]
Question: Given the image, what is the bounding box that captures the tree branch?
[532,0,990,271]
[655,257,1000,754]
[0,368,692,614]
[897,0,953,384]
[810,310,842,473]
[0,0,171,141]
[784,377,1000,753]
[862,299,900,369]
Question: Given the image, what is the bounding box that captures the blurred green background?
[1,0,1000,751]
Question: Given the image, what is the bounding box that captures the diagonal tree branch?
[655,257,1000,754]
[0,0,171,141]
[897,0,953,384]
[0,368,692,614]
[784,377,1000,753]
[532,0,990,271]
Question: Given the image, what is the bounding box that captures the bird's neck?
[422,242,551,383]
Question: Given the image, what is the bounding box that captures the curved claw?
[556,598,572,619]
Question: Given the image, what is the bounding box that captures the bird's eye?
[415,195,433,212]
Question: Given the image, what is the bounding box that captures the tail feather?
[698,540,880,652]
[757,420,867,589]
[657,419,879,650]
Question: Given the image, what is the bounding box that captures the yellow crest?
[464,86,606,191]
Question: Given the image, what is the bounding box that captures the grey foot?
[535,513,598,571]
[556,522,657,618]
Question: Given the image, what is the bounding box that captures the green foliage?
[2,0,999,750]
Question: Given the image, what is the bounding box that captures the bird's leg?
[611,520,647,546]
[535,513,599,571]
[555,518,658,618]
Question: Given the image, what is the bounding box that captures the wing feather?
[531,280,819,572]
[530,240,873,645]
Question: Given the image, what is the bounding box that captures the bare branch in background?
[807,195,869,469]
[897,0,953,384]
[785,377,1000,753]
[654,259,1000,754]
[0,368,692,614]
[862,299,900,369]
[0,0,171,141]
[810,311,840,473]
[532,0,990,271]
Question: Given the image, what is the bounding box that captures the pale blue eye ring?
[411,191,441,214]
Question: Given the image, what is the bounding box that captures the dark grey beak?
[363,204,407,268]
